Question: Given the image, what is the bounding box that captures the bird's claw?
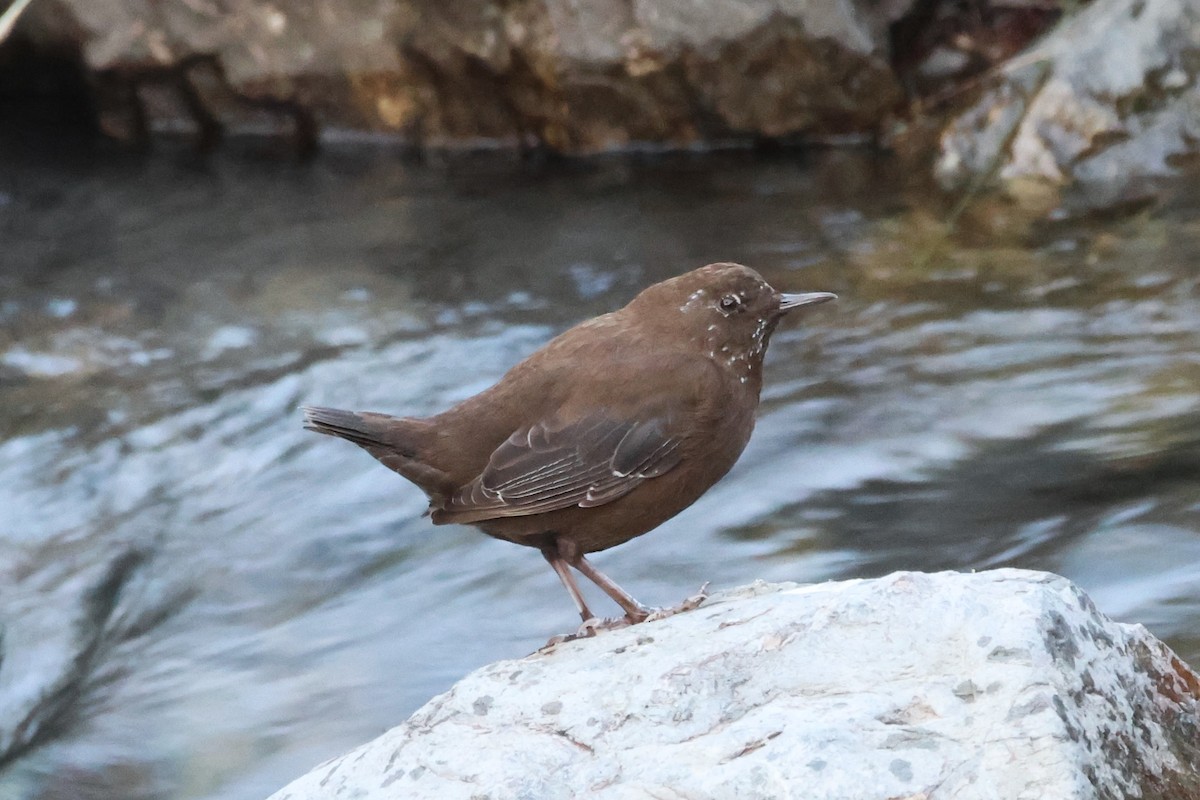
[644,582,710,622]
[541,584,710,650]
[585,615,636,634]
[542,615,634,648]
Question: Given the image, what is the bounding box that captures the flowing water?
[1,140,1198,800]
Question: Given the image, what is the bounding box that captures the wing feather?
[436,410,684,524]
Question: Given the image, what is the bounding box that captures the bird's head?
[629,262,835,384]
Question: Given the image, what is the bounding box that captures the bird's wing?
[435,410,684,524]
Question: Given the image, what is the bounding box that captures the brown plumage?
[303,262,835,633]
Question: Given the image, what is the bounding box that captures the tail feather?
[302,406,412,455]
[302,405,452,502]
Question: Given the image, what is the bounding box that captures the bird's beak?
[778,291,837,313]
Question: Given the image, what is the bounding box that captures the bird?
[303,262,835,637]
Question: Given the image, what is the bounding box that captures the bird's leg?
[540,546,633,646]
[572,555,651,624]
[541,546,595,623]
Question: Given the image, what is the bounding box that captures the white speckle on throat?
[700,314,772,387]
[710,342,758,385]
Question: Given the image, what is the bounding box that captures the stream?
[1,141,1198,799]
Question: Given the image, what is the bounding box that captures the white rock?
[269,570,1200,800]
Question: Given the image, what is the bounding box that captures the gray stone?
[268,569,1200,800]
[937,0,1200,200]
[16,0,904,150]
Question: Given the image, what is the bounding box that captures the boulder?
[15,0,905,151]
[268,569,1200,800]
[937,0,1200,202]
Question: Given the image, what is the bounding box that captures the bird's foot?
[585,615,638,635]
[644,582,710,622]
[542,615,635,648]
[540,585,709,650]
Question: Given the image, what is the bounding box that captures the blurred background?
[1,1,1198,798]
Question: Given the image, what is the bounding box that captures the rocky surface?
[9,0,1200,185]
[937,0,1200,200]
[13,0,905,151]
[269,570,1200,800]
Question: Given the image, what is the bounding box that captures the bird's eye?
[719,294,742,312]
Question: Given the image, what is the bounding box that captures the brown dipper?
[303,262,835,636]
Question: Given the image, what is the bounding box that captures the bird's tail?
[301,405,452,502]
[303,406,410,453]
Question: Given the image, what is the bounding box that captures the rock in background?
[937,0,1200,200]
[14,0,907,152]
[269,570,1200,800]
[8,0,1200,193]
